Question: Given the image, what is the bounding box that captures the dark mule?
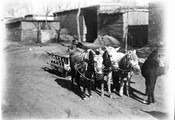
[81,49,95,100]
[116,50,140,97]
[102,49,113,98]
[69,48,94,100]
[141,49,167,104]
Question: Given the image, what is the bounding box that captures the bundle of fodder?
[59,28,74,42]
[93,35,121,47]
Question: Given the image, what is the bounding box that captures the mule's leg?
[82,78,86,100]
[142,78,151,104]
[113,72,120,92]
[87,80,92,98]
[151,79,156,103]
[126,73,132,97]
[145,80,148,95]
[107,72,112,98]
[76,70,81,90]
[71,69,75,89]
[112,72,117,92]
[126,78,129,97]
[119,77,124,96]
[93,73,97,91]
[101,80,104,97]
[147,84,152,104]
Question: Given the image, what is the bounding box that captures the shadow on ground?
[42,67,83,99]
[129,86,146,104]
[141,110,169,120]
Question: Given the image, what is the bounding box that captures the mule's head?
[152,49,167,67]
[105,46,120,62]
[84,49,95,71]
[93,48,104,74]
[105,46,123,69]
[151,49,168,74]
[102,50,112,69]
[126,50,140,74]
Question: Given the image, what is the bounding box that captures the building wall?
[21,21,60,43]
[6,20,60,43]
[123,11,149,47]
[98,13,124,43]
[40,30,57,43]
[54,11,84,39]
[123,11,148,39]
[127,12,148,25]
[5,21,22,41]
[148,2,163,44]
[54,8,148,44]
[21,21,37,42]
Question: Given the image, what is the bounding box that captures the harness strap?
[113,67,131,73]
[74,63,92,81]
[103,67,112,75]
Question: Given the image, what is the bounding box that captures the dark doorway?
[84,9,97,43]
[127,25,148,48]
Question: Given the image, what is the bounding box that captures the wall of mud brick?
[148,2,163,45]
[6,21,60,43]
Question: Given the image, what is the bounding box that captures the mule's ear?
[115,47,120,52]
[133,50,136,54]
[90,49,96,55]
[99,48,104,54]
[105,46,108,51]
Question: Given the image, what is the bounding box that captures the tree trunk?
[37,22,41,43]
[76,7,81,42]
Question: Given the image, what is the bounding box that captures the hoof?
[126,94,130,97]
[89,95,92,98]
[82,97,86,100]
[109,94,112,98]
[152,100,156,103]
[119,90,123,97]
[142,100,148,104]
[142,100,151,105]
[119,92,123,97]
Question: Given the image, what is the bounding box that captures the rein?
[114,67,131,73]
[73,49,94,81]
[74,63,93,81]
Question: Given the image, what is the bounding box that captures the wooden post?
[77,4,81,42]
[125,6,130,53]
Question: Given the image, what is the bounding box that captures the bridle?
[111,53,139,74]
[74,49,94,81]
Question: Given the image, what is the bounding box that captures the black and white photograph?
[0,0,174,119]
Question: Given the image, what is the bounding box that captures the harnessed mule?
[93,48,110,97]
[101,50,113,98]
[93,47,120,98]
[70,48,94,100]
[105,46,140,97]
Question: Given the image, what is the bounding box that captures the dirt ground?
[1,41,172,119]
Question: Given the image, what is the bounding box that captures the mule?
[69,48,94,100]
[141,49,167,104]
[101,49,113,98]
[93,48,114,98]
[105,46,140,97]
[93,48,105,95]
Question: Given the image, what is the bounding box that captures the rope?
[74,63,92,81]
[114,67,131,73]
